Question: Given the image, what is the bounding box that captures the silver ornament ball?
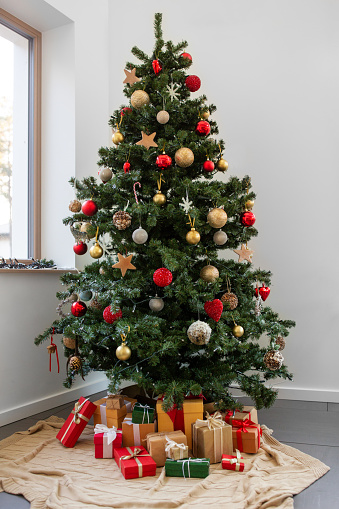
[187,320,212,345]
[132,227,148,245]
[79,290,93,301]
[213,230,228,246]
[149,297,164,312]
[99,167,113,182]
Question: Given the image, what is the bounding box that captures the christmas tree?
[35,13,295,411]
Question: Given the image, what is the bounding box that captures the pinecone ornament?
[263,351,284,370]
[69,355,82,372]
[221,292,238,310]
[275,336,286,351]
[113,210,132,230]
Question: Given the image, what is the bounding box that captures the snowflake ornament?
[179,191,193,214]
[166,82,180,102]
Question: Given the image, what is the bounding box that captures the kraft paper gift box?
[145,430,188,467]
[156,398,203,449]
[231,419,262,454]
[114,445,157,479]
[93,397,127,429]
[222,450,245,472]
[56,397,96,448]
[106,395,125,410]
[132,402,155,424]
[224,406,258,425]
[165,458,210,478]
[93,424,123,458]
[122,417,156,447]
[192,412,232,464]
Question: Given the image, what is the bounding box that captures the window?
[0,9,41,260]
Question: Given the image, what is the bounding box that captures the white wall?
[0,0,338,425]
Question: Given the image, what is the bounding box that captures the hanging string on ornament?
[221,276,238,310]
[47,327,59,373]
[216,143,228,172]
[156,96,170,124]
[116,326,131,361]
[186,214,200,245]
[153,173,166,205]
[89,226,104,259]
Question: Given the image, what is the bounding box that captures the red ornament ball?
[241,211,256,227]
[152,59,162,74]
[103,306,122,324]
[123,161,131,173]
[180,52,192,61]
[153,267,173,287]
[73,242,87,255]
[156,153,172,170]
[255,284,271,301]
[71,301,87,317]
[120,107,132,116]
[196,120,211,136]
[203,159,215,172]
[82,200,98,216]
[185,75,201,92]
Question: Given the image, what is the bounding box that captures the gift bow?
[232,418,262,451]
[135,403,152,424]
[222,449,243,472]
[121,447,148,461]
[164,436,187,453]
[94,424,121,444]
[72,398,89,425]
[205,411,225,430]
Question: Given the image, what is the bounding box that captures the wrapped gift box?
[93,424,123,458]
[192,413,232,463]
[224,406,258,425]
[145,430,187,467]
[122,417,156,447]
[106,395,125,410]
[56,397,96,448]
[132,402,155,424]
[114,445,157,479]
[156,398,203,449]
[93,397,127,429]
[232,420,261,453]
[222,450,245,472]
[165,458,210,478]
[165,439,188,461]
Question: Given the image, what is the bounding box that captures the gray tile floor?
[0,393,337,508]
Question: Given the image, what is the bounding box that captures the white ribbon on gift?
[94,424,118,444]
[124,417,141,445]
[222,449,243,472]
[164,436,187,459]
[134,403,152,424]
[176,457,208,479]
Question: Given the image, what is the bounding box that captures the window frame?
[0,8,41,260]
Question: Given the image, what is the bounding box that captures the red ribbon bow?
[232,418,262,451]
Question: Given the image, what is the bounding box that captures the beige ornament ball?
[156,110,170,124]
[89,242,103,259]
[99,167,113,182]
[200,264,219,283]
[63,337,76,349]
[131,90,150,109]
[221,292,238,310]
[116,343,131,360]
[232,324,244,338]
[186,228,201,245]
[245,199,255,210]
[175,147,194,168]
[213,230,228,246]
[275,336,286,351]
[216,158,228,172]
[112,130,124,145]
[207,208,228,228]
[80,222,96,239]
[69,199,82,213]
[202,110,210,119]
[187,320,212,345]
[113,210,132,230]
[264,350,284,370]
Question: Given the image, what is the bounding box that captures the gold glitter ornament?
[200,264,219,283]
[113,210,132,230]
[187,320,212,345]
[264,351,284,370]
[116,343,131,360]
[216,158,228,172]
[175,147,194,168]
[207,208,228,228]
[69,200,82,213]
[131,90,150,109]
[63,337,76,349]
[156,110,170,124]
[232,324,244,338]
[245,199,255,210]
[153,191,166,205]
[186,227,200,245]
[202,110,210,119]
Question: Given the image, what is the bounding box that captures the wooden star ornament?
[233,244,254,263]
[112,253,136,277]
[135,131,158,150]
[123,68,141,85]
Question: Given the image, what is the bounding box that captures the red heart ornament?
[255,284,270,301]
[204,299,223,322]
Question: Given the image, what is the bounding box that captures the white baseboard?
[230,385,339,403]
[0,377,109,427]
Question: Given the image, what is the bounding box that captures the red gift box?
[93,424,123,458]
[56,397,96,448]
[114,445,157,479]
[222,450,245,472]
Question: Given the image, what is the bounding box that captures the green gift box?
[165,458,210,478]
[131,403,155,424]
